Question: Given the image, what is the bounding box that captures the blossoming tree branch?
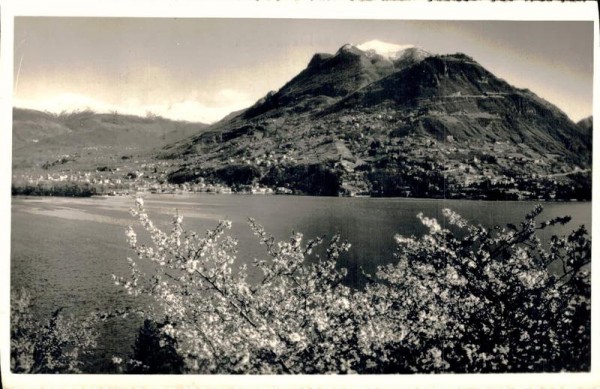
[106,199,590,373]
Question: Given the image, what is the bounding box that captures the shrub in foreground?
[364,206,590,372]
[11,289,98,373]
[112,200,590,373]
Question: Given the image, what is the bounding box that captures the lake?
[11,194,591,371]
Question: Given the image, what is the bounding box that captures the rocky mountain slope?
[160,44,592,199]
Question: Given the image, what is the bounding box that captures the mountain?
[12,107,209,170]
[577,116,593,136]
[157,43,591,200]
[158,43,592,199]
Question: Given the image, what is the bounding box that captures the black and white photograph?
[1,1,597,387]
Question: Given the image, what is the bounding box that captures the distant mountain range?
[12,108,208,170]
[12,43,592,199]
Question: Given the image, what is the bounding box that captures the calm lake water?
[11,194,591,371]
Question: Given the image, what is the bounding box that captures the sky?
[13,18,594,124]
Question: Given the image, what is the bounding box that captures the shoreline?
[10,192,592,203]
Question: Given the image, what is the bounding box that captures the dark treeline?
[12,181,98,197]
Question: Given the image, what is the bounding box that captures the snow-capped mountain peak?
[356,40,415,60]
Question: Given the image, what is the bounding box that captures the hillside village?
[12,128,590,200]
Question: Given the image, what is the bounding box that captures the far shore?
[11,192,592,203]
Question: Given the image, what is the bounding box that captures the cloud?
[213,89,252,105]
[146,99,251,124]
[13,89,255,124]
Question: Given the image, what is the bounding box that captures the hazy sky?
[13,18,593,123]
